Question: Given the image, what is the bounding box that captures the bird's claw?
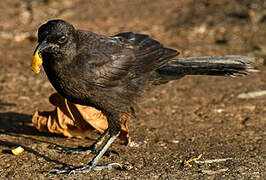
[48,165,77,174]
[93,162,122,171]
[48,163,122,174]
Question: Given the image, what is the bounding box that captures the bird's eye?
[58,35,67,44]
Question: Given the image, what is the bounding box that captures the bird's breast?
[43,60,93,103]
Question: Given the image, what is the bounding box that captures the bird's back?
[68,31,179,113]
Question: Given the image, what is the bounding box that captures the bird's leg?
[49,132,121,174]
[55,129,110,155]
[92,129,110,150]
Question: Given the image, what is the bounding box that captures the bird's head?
[30,19,77,74]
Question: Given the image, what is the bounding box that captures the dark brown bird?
[31,19,256,174]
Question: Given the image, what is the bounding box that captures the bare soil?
[0,0,265,179]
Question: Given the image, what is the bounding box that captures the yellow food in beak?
[30,50,43,74]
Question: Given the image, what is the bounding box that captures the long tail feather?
[157,55,258,77]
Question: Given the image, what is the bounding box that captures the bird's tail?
[153,55,258,84]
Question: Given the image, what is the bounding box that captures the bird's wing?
[114,32,179,74]
[76,31,179,88]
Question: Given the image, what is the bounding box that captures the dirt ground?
[0,0,265,179]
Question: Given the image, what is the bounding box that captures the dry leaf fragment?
[184,154,202,167]
[32,93,131,144]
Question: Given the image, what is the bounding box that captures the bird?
[30,19,256,174]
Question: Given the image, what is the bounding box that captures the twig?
[201,168,229,175]
[195,157,232,164]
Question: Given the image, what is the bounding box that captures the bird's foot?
[55,145,95,155]
[54,145,120,157]
[49,163,122,174]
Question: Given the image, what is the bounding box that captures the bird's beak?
[30,42,53,74]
